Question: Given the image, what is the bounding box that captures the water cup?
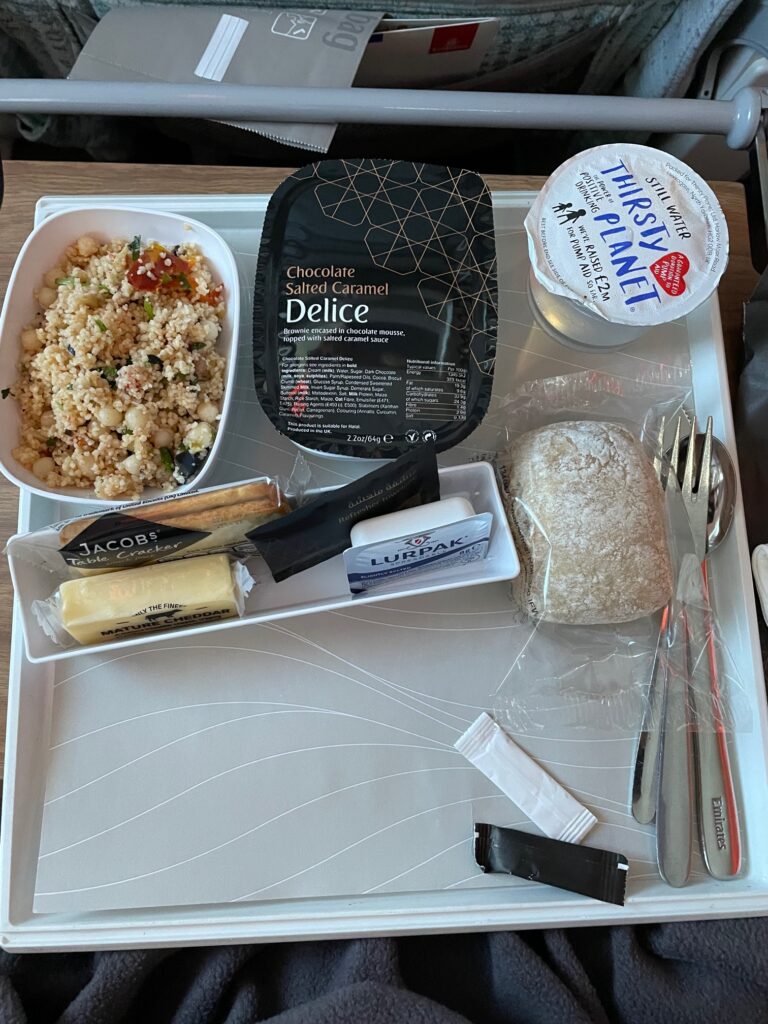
[525,144,729,351]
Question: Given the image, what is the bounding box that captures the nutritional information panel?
[405,360,467,423]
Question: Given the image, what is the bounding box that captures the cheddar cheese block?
[56,554,250,645]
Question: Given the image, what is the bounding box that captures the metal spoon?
[678,433,741,879]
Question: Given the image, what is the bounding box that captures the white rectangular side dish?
[1,192,767,951]
[7,461,518,664]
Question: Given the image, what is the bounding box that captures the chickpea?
[21,328,42,352]
[44,267,64,288]
[96,405,123,428]
[124,405,151,432]
[40,410,55,429]
[152,427,174,449]
[122,453,142,476]
[76,235,99,258]
[37,286,57,309]
[184,421,214,453]
[196,400,219,423]
[32,456,55,480]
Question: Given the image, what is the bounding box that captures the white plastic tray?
[1,191,767,951]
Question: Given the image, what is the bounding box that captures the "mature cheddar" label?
[58,554,245,645]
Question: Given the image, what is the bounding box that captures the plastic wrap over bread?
[499,420,673,625]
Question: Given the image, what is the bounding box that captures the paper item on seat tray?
[355,17,499,88]
[69,8,498,152]
[68,6,384,153]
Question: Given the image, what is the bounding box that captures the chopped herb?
[159,447,174,473]
[94,318,107,332]
[174,372,189,382]
[55,276,76,287]
[101,365,118,381]
[178,273,191,292]
[146,354,163,366]
[143,299,154,320]
[178,442,188,452]
[129,235,141,260]
[160,273,171,285]
[66,384,73,391]
[64,429,73,435]
[45,437,56,448]
[121,427,133,436]
[190,341,206,350]
[172,245,181,256]
[1,387,10,400]
[98,284,111,294]
[66,344,75,355]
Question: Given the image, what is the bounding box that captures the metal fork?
[681,415,712,564]
[655,415,696,888]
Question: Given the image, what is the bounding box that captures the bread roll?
[499,420,672,625]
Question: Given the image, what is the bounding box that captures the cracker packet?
[9,476,290,577]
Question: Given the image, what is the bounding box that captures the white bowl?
[0,207,239,506]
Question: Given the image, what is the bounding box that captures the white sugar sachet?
[455,712,597,843]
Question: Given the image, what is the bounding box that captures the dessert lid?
[253,158,497,458]
[524,144,729,326]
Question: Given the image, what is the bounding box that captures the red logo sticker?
[405,534,431,548]
[429,23,479,54]
[650,252,691,296]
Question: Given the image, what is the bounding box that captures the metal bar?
[0,80,764,148]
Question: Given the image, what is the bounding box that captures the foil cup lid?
[524,144,729,327]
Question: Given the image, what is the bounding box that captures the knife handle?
[632,606,669,824]
[656,609,693,888]
[692,561,742,879]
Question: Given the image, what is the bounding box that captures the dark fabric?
[1,919,768,1023]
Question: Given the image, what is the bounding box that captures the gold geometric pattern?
[303,158,497,377]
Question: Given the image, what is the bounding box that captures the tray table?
[1,191,766,951]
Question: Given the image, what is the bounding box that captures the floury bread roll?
[499,420,673,625]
